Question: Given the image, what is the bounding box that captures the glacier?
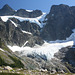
[8,41,73,60]
[7,28,75,60]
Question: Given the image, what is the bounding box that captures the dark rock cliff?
[0,17,44,47]
[54,46,75,73]
[41,4,75,41]
[0,4,15,16]
[0,4,42,18]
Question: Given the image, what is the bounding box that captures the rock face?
[0,4,15,16]
[0,4,42,18]
[54,47,75,73]
[20,21,41,36]
[15,9,42,18]
[41,4,75,41]
[0,17,44,47]
[0,4,44,47]
[10,18,41,36]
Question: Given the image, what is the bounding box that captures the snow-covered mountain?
[0,4,75,73]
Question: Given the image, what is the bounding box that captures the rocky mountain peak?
[0,4,15,16]
[1,4,14,11]
[41,4,75,41]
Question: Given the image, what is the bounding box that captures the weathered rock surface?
[54,46,75,73]
[0,4,42,18]
[41,4,75,41]
[0,4,15,16]
[15,9,42,18]
[0,17,44,47]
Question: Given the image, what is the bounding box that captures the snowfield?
[0,12,46,28]
[8,41,73,60]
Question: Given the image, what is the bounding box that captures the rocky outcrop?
[0,18,7,40]
[19,21,41,36]
[0,17,44,47]
[10,18,41,36]
[0,4,42,18]
[41,4,75,41]
[54,46,75,73]
[15,9,42,18]
[0,4,15,16]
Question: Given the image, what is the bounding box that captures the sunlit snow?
[10,20,18,27]
[8,41,73,60]
[0,48,5,52]
[0,13,46,28]
[26,10,33,12]
[21,30,32,35]
[22,41,28,47]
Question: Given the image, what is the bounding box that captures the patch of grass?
[0,50,24,68]
[8,55,24,68]
[0,40,24,68]
[2,42,11,53]
[0,57,8,66]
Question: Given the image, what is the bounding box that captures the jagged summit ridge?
[0,4,43,18]
[2,4,14,10]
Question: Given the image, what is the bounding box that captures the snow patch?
[22,41,28,47]
[66,29,75,45]
[7,41,73,60]
[10,20,18,27]
[26,10,33,12]
[21,30,32,35]
[0,13,46,28]
[37,13,47,28]
[0,48,5,52]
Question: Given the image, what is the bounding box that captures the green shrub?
[0,57,8,66]
[9,55,24,68]
[0,55,24,68]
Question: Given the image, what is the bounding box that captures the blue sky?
[0,0,75,13]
